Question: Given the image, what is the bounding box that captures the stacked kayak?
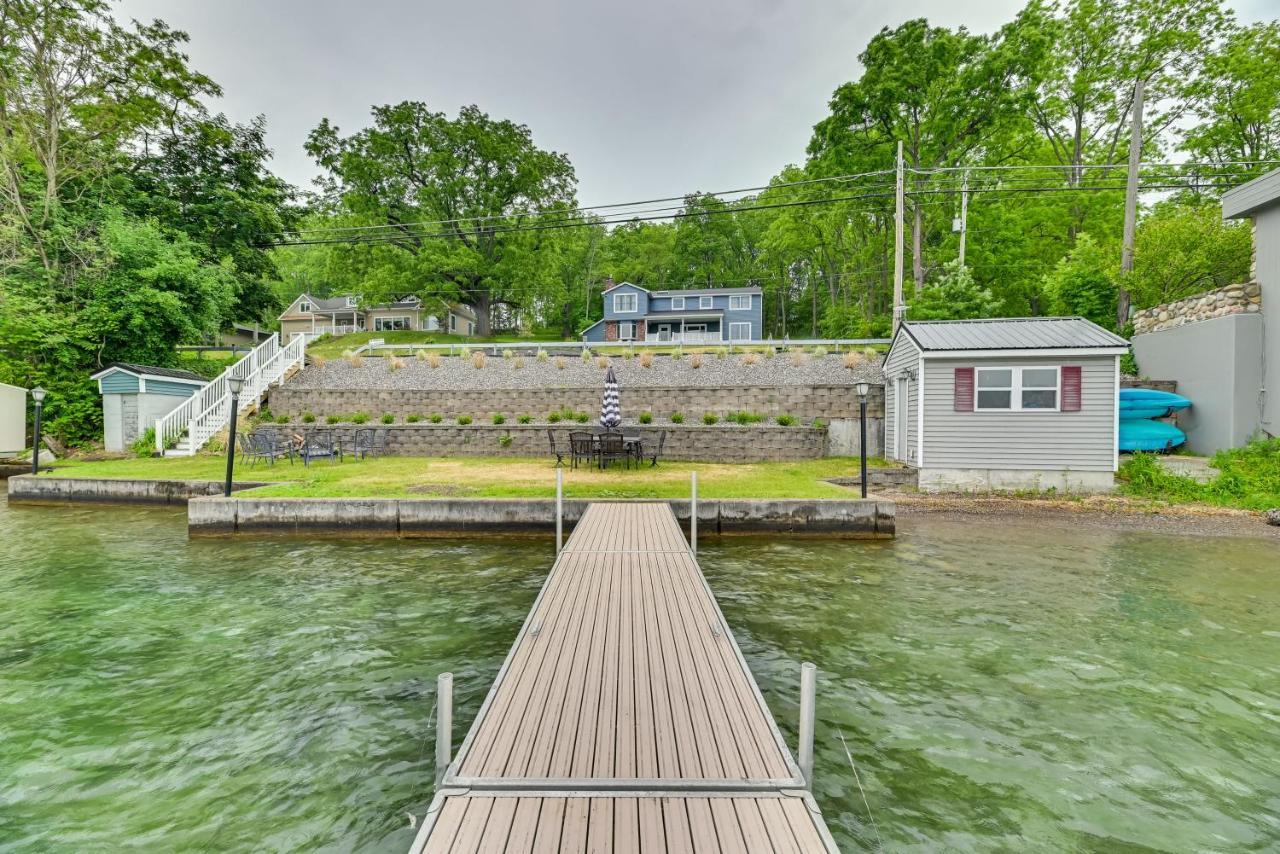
[1119,388,1190,452]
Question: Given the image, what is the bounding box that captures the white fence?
[352,336,890,357]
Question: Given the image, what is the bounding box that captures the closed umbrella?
[600,364,621,428]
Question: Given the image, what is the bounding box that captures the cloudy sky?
[117,0,1272,207]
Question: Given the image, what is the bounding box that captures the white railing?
[358,336,890,357]
[652,331,723,345]
[156,333,306,455]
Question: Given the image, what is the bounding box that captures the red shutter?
[1061,365,1082,411]
[954,367,974,411]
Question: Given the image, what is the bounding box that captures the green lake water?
[1,490,1277,852]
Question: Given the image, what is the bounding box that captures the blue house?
[580,281,763,344]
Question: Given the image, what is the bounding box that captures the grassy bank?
[306,331,533,360]
[1118,439,1280,511]
[49,456,889,499]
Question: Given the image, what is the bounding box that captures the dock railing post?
[435,672,453,782]
[690,470,698,555]
[555,467,563,554]
[799,662,816,786]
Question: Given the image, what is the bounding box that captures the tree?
[1127,201,1252,308]
[906,260,1002,320]
[1040,233,1118,326]
[305,103,577,336]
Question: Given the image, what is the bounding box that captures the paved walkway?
[410,502,836,853]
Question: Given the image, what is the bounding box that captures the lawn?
[306,331,536,360]
[50,455,886,500]
[1118,439,1280,511]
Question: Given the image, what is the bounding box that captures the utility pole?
[1118,77,1145,330]
[957,170,970,268]
[893,140,905,334]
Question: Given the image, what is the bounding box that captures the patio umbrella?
[600,364,621,428]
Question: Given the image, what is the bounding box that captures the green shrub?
[548,412,562,423]
[498,434,513,448]
[302,412,316,424]
[517,414,532,424]
[275,414,289,424]
[258,407,273,421]
[703,412,718,425]
[381,413,395,424]
[1118,440,1280,510]
[457,415,473,425]
[639,411,653,424]
[351,412,370,425]
[670,412,684,424]
[574,412,589,423]
[812,418,826,429]
[776,414,796,426]
[492,413,506,425]
[406,415,421,423]
[131,427,157,458]
[729,410,763,425]
[430,414,443,423]
[325,415,340,425]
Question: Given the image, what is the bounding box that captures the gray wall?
[0,384,25,454]
[882,335,919,464]
[1132,312,1265,454]
[921,354,1118,472]
[1256,206,1279,438]
[103,392,190,452]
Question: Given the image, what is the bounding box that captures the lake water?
[1,490,1277,852]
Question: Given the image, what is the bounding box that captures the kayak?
[1119,388,1191,411]
[1119,418,1186,452]
[1119,404,1184,419]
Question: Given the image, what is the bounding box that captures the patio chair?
[298,429,342,466]
[241,430,293,467]
[597,430,630,470]
[569,431,595,469]
[372,427,390,456]
[547,429,566,467]
[641,430,667,467]
[352,428,375,460]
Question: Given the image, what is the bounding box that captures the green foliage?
[776,414,796,426]
[638,412,653,424]
[302,412,316,423]
[351,412,370,425]
[131,428,158,458]
[430,414,443,423]
[1041,234,1119,327]
[492,414,506,425]
[702,412,718,425]
[547,412,562,424]
[1129,202,1252,309]
[574,412,589,424]
[908,260,1003,321]
[406,415,421,423]
[381,413,395,424]
[498,434,513,448]
[325,415,340,425]
[670,413,684,424]
[729,411,764,425]
[457,415,473,425]
[275,415,290,424]
[517,414,532,424]
[1121,352,1139,375]
[1118,441,1280,510]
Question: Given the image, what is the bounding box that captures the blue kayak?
[1119,418,1186,452]
[1120,404,1184,419]
[1120,388,1191,409]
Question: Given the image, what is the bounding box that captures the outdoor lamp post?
[30,386,46,476]
[224,374,245,497]
[856,381,870,498]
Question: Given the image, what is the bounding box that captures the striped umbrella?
[600,364,621,428]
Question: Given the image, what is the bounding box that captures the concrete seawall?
[189,496,895,538]
[7,475,268,505]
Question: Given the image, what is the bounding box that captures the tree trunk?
[473,291,492,337]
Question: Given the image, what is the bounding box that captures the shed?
[91,363,208,452]
[883,317,1129,493]
[0,382,27,455]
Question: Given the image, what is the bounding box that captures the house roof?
[603,280,648,293]
[650,286,762,297]
[91,362,207,384]
[449,303,477,319]
[279,293,423,319]
[900,317,1129,352]
[1222,167,1280,219]
[643,311,724,321]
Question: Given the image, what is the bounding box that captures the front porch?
[645,314,723,344]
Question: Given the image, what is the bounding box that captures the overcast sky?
[117,0,1272,207]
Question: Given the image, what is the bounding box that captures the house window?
[729,322,751,341]
[975,367,1060,411]
[618,321,636,340]
[699,295,713,309]
[671,296,685,310]
[729,294,751,310]
[299,301,311,313]
[345,296,357,307]
[613,292,638,313]
[375,316,410,331]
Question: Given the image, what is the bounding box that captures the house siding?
[882,335,920,464]
[146,379,203,397]
[921,354,1117,471]
[366,307,421,330]
[98,371,141,394]
[603,284,649,320]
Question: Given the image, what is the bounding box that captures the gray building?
[580,281,764,344]
[884,318,1128,492]
[0,382,26,455]
[92,363,207,452]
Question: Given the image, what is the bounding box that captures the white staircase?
[156,333,306,456]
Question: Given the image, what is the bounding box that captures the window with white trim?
[975,366,1059,411]
[613,292,638,313]
[299,300,311,313]
[345,296,357,307]
[671,296,685,310]
[728,294,751,310]
[618,321,636,340]
[699,295,713,309]
[729,322,751,341]
[375,316,411,331]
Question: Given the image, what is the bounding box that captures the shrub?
[760,346,775,360]
[428,352,442,369]
[638,411,653,424]
[429,414,443,423]
[275,414,289,424]
[843,350,863,369]
[670,412,684,424]
[575,412,589,423]
[492,413,506,425]
[688,352,703,368]
[308,354,327,368]
[549,411,563,423]
[388,356,405,372]
[639,351,654,368]
[672,348,684,361]
[703,412,718,425]
[812,418,826,429]
[406,414,421,423]
[715,348,727,359]
[580,348,593,362]
[498,434,513,448]
[513,356,525,369]
[517,414,532,424]
[326,415,340,425]
[863,346,879,362]
[623,348,634,360]
[352,412,370,424]
[597,356,610,369]
[302,412,316,423]
[347,353,364,368]
[502,348,513,359]
[776,414,796,426]
[457,415,473,425]
[730,411,763,425]
[741,352,759,366]
[790,349,808,367]
[459,347,471,359]
[381,413,395,424]
[554,357,567,370]
[472,351,487,369]
[812,346,828,358]
[131,427,157,458]
[416,349,428,362]
[258,407,273,421]
[536,349,549,362]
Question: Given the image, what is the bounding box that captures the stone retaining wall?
[6,475,267,505]
[1132,281,1261,335]
[268,384,885,423]
[261,423,828,463]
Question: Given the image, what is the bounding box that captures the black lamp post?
[856,381,870,498]
[30,386,46,476]
[224,374,244,497]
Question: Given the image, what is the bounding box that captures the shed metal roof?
[901,317,1128,352]
[92,362,208,383]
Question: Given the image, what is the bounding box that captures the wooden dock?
[410,502,838,853]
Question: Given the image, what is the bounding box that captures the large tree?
[305,103,577,336]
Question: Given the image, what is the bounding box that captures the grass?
[307,331,535,360]
[50,456,891,500]
[1117,439,1280,511]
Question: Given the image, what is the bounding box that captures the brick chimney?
[602,275,616,291]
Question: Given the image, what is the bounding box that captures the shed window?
[976,368,1013,410]
[1020,367,1059,410]
[974,366,1060,411]
[729,294,751,310]
[613,293,637,313]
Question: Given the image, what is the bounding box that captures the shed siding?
[146,379,203,397]
[98,371,140,394]
[922,355,1117,471]
[882,334,920,464]
[1254,208,1280,436]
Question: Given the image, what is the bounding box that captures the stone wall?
[261,423,828,463]
[268,384,885,423]
[1132,281,1262,334]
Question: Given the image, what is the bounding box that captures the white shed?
[91,363,207,452]
[884,317,1129,493]
[0,382,27,456]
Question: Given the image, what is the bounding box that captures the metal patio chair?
[298,429,342,466]
[597,430,630,470]
[547,429,566,467]
[569,431,595,469]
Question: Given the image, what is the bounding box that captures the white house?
[0,382,26,456]
[884,317,1129,493]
